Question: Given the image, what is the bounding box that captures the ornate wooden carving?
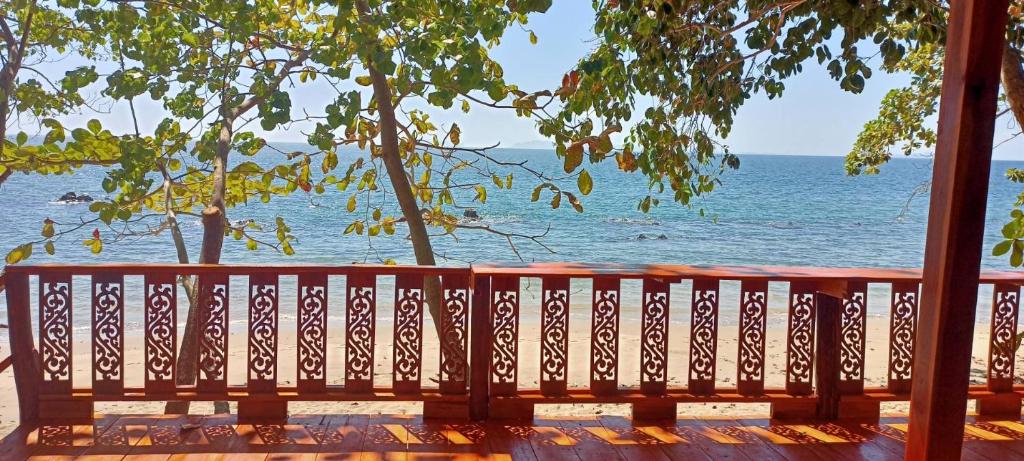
[540,276,570,396]
[737,280,767,396]
[144,273,177,393]
[839,281,867,394]
[641,278,670,395]
[39,272,73,395]
[345,273,376,393]
[988,284,1020,392]
[490,276,520,396]
[197,274,229,392]
[92,272,124,395]
[297,272,328,393]
[393,274,424,394]
[785,282,816,395]
[248,274,279,392]
[688,278,719,395]
[590,277,621,396]
[888,282,919,393]
[439,274,470,394]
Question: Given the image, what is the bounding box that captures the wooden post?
[469,275,491,420]
[4,272,39,425]
[907,0,1009,459]
[814,292,841,420]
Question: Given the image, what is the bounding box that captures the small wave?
[48,200,93,205]
[605,217,661,226]
[475,214,524,225]
[766,221,801,229]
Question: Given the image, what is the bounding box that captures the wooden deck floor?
[2,414,1024,460]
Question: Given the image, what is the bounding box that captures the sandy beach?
[0,314,1012,436]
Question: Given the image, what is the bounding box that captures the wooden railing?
[2,263,1023,425]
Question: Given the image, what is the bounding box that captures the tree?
[0,0,117,197]
[554,1,1024,265]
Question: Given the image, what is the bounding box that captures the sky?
[34,2,1024,159]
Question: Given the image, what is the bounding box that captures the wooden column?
[4,272,39,424]
[906,1,1009,459]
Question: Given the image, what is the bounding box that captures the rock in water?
[59,192,77,202]
[463,209,480,219]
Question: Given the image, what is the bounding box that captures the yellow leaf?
[529,31,538,44]
[578,170,593,195]
[347,194,357,212]
[355,75,373,86]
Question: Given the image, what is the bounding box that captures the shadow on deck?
[2,414,1024,460]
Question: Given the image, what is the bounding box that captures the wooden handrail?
[2,262,1022,425]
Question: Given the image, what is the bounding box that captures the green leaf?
[87,119,102,134]
[577,170,593,195]
[994,240,1013,256]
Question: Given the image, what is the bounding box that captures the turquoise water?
[1,147,1019,268]
[0,148,1021,329]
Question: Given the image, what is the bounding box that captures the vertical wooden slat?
[987,284,1020,392]
[906,0,1008,458]
[815,292,842,420]
[92,272,124,395]
[689,278,719,396]
[489,276,520,396]
[5,272,40,424]
[393,274,424,394]
[439,274,470,394]
[590,277,620,396]
[469,275,491,420]
[39,271,73,395]
[838,281,867,395]
[540,276,570,396]
[297,272,328,393]
[737,280,768,396]
[248,273,279,393]
[144,273,177,393]
[197,273,229,393]
[888,282,919,394]
[640,278,670,396]
[345,273,376,393]
[785,282,816,395]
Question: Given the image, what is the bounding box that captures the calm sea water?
[0,147,1020,329]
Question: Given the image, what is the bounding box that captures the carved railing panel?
[785,282,815,395]
[590,277,621,396]
[689,278,719,396]
[393,274,424,394]
[345,273,376,393]
[641,278,670,395]
[737,280,768,396]
[144,273,177,393]
[540,276,570,396]
[439,274,470,394]
[92,272,124,395]
[197,274,229,392]
[988,284,1020,392]
[39,272,73,395]
[490,276,520,396]
[248,274,279,392]
[839,281,868,394]
[888,282,919,393]
[297,273,328,393]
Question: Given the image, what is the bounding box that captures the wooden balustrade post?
[814,292,841,420]
[4,272,39,425]
[469,275,491,421]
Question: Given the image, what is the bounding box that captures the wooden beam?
[906,1,1009,459]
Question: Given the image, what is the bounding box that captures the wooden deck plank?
[2,414,1024,460]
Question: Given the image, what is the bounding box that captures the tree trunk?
[355,1,443,327]
[165,118,232,415]
[1002,43,1024,131]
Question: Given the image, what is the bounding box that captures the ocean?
[0,148,1020,330]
